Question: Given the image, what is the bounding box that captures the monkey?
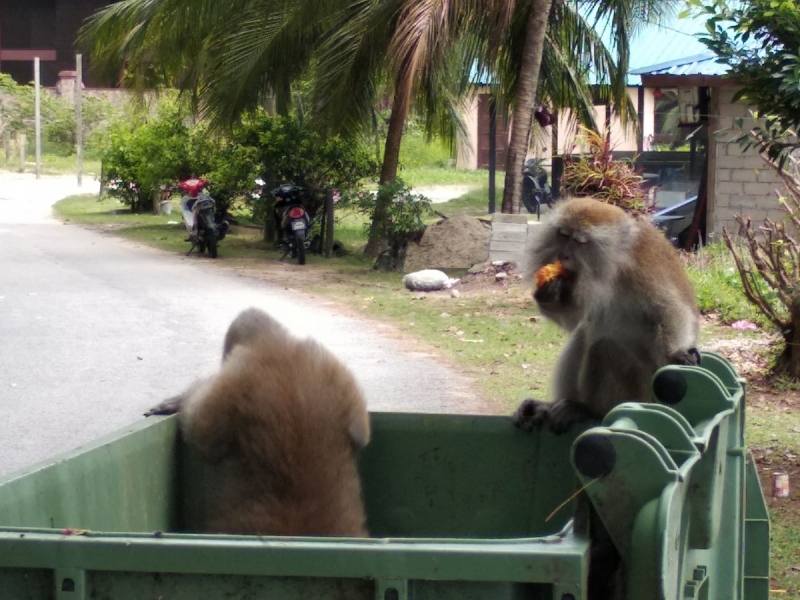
[513,197,700,435]
[145,307,371,537]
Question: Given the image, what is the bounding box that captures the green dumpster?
[0,352,769,599]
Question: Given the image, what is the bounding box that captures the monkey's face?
[552,219,632,284]
[554,226,589,275]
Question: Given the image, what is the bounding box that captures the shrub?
[220,112,379,238]
[101,95,213,212]
[343,179,432,271]
[721,158,800,378]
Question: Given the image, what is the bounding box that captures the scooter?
[272,183,313,265]
[521,158,553,219]
[178,177,228,258]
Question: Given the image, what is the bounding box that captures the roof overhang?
[640,74,738,88]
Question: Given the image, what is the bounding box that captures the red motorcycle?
[177,177,228,258]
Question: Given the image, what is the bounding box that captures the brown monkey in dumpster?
[513,197,700,435]
[145,307,371,537]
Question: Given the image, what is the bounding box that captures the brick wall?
[710,87,787,238]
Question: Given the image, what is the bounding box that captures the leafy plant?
[560,126,652,216]
[344,179,432,270]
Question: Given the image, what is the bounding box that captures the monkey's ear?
[348,411,371,451]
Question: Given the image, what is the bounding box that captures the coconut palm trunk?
[501,0,554,213]
[363,69,413,256]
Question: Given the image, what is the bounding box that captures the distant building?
[0,0,112,87]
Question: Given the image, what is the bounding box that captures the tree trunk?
[501,0,554,214]
[364,70,412,257]
[777,304,800,379]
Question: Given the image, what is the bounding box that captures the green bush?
[216,112,379,233]
[101,95,213,212]
[343,179,432,270]
[0,73,117,157]
[100,103,378,217]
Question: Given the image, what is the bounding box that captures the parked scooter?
[178,177,228,258]
[521,158,553,219]
[271,183,313,265]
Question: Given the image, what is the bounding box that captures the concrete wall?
[708,87,787,238]
[456,86,656,169]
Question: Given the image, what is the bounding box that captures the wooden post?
[34,57,41,179]
[324,189,335,258]
[75,54,83,186]
[18,133,26,172]
[99,160,105,198]
[636,86,646,154]
[488,94,497,214]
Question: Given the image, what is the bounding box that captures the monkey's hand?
[145,378,211,417]
[144,394,184,417]
[512,399,550,432]
[668,347,702,366]
[533,275,573,309]
[513,398,596,435]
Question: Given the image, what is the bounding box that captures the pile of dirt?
[403,215,491,273]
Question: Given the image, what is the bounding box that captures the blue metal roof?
[611,14,729,84]
[629,53,730,77]
[468,12,729,86]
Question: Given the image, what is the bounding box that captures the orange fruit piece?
[535,260,564,289]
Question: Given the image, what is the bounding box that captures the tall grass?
[684,242,765,325]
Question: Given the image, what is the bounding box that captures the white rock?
[495,272,508,280]
[450,289,461,298]
[403,269,452,292]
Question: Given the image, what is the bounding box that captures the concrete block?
[490,239,527,252]
[491,222,529,235]
[744,182,775,197]
[730,169,757,183]
[716,168,732,182]
[742,155,767,170]
[717,181,744,195]
[716,155,745,170]
[757,169,781,184]
[492,213,529,224]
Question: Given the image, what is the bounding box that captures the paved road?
[0,173,483,478]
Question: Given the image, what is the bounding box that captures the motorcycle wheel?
[521,180,537,214]
[207,230,218,259]
[294,230,306,265]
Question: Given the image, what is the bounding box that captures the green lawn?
[0,153,102,177]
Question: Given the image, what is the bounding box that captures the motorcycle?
[521,158,553,219]
[271,183,314,265]
[178,177,229,259]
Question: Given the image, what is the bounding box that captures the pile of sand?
[403,215,490,273]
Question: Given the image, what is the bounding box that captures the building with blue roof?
[459,12,783,245]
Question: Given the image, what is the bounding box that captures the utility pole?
[75,54,83,186]
[34,57,41,179]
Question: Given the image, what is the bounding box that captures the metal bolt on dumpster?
[0,352,769,599]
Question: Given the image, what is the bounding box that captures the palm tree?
[80,0,672,244]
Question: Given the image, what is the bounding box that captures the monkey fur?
[146,307,371,537]
[514,197,701,435]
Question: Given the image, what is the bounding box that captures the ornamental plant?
[561,126,652,216]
